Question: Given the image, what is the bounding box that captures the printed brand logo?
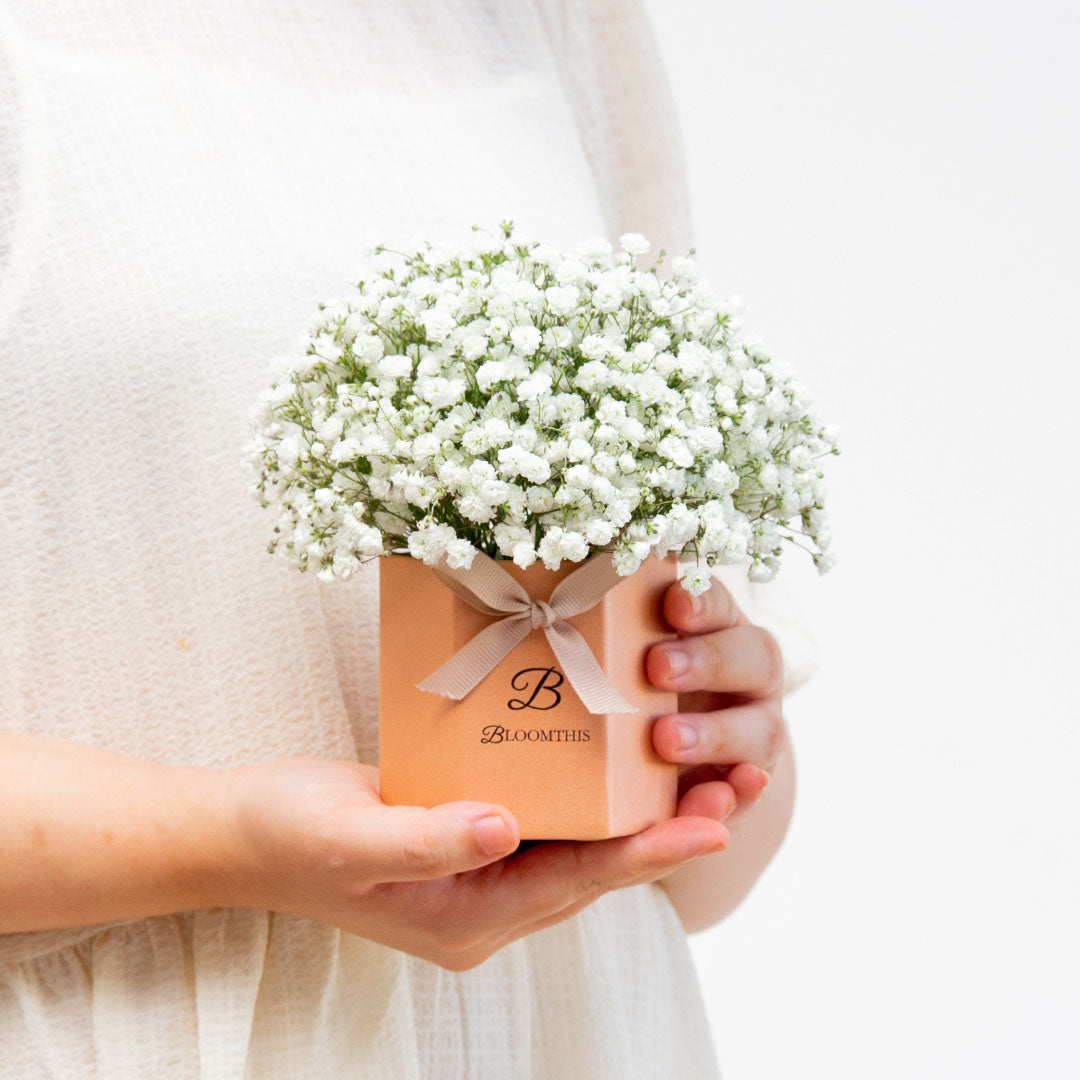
[480,725,591,744]
[508,666,564,711]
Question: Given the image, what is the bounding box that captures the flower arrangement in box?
[247,221,837,839]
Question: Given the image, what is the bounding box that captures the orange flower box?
[377,553,680,840]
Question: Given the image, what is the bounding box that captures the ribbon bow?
[416,550,638,714]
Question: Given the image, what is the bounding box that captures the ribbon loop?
[415,551,638,714]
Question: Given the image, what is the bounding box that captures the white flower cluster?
[248,221,838,595]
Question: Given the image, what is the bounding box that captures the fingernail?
[759,769,771,788]
[474,815,513,856]
[674,721,699,750]
[686,593,703,617]
[662,646,690,678]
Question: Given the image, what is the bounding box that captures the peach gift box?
[377,552,680,841]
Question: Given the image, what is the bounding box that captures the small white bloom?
[420,307,456,343]
[444,538,478,569]
[742,368,768,398]
[618,232,650,256]
[657,435,694,468]
[411,433,440,461]
[416,376,467,409]
[516,370,552,402]
[510,324,542,356]
[567,438,593,462]
[374,353,413,378]
[612,548,642,576]
[512,541,538,568]
[475,359,508,391]
[573,360,611,393]
[814,550,837,574]
[544,284,581,316]
[329,438,363,464]
[584,520,615,545]
[680,565,712,597]
[748,556,780,583]
[580,334,613,361]
[591,275,625,312]
[758,463,781,492]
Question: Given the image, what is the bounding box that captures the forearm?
[657,726,796,934]
[0,732,240,933]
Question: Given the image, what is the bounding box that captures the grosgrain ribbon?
[415,550,638,714]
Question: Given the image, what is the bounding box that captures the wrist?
[177,763,265,912]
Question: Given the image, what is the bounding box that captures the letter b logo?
[508,667,563,710]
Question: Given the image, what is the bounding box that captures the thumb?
[362,801,521,882]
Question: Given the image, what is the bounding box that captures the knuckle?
[704,718,727,758]
[700,636,727,686]
[762,702,785,764]
[400,822,452,878]
[571,845,613,904]
[309,811,353,875]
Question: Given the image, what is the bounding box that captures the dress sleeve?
[0,20,20,295]
[536,0,823,697]
[709,563,823,697]
[534,0,694,258]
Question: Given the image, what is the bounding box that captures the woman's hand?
[645,577,785,829]
[216,754,733,971]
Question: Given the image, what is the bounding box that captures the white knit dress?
[0,3,816,1076]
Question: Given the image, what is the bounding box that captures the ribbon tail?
[417,616,532,700]
[544,621,639,715]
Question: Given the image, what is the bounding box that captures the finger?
[646,625,784,698]
[466,815,729,928]
[675,779,738,822]
[363,801,521,882]
[652,699,785,768]
[500,805,736,945]
[663,576,750,634]
[724,763,771,824]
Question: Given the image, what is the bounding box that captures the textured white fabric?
[0,2,816,1076]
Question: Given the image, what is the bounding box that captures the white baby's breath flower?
[748,556,780,583]
[619,232,650,256]
[680,565,712,597]
[250,220,837,592]
[742,368,768,398]
[516,369,552,402]
[512,542,538,569]
[544,285,580,316]
[592,278,624,313]
[375,353,412,378]
[329,438,363,465]
[475,359,508,391]
[444,538,478,570]
[509,324,542,356]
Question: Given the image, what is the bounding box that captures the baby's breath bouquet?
[248,221,837,596]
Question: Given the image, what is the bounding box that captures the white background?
[645,2,1080,1077]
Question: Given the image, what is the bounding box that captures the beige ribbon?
[416,550,638,714]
